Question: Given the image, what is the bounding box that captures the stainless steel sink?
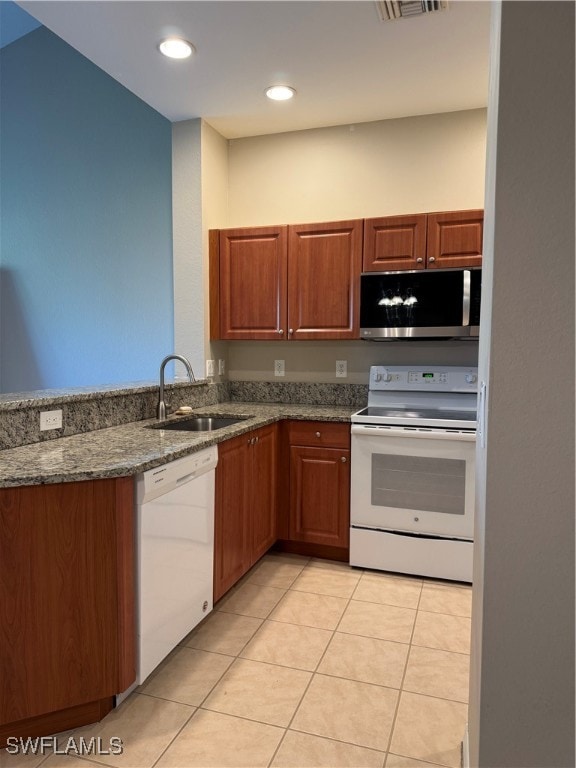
[151,416,247,432]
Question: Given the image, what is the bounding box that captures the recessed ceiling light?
[265,85,296,101]
[159,38,195,60]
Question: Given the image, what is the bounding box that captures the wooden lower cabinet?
[251,425,277,561]
[289,445,350,548]
[287,422,350,551]
[0,477,135,745]
[213,433,252,601]
[214,419,351,600]
[214,424,277,602]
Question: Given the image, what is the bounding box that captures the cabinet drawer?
[288,420,350,449]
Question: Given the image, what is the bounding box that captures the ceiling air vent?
[376,1,448,22]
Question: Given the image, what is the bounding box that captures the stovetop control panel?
[369,365,478,393]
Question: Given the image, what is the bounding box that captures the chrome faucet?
[157,354,195,420]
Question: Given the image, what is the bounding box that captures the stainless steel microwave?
[360,267,481,340]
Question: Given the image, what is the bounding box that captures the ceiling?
[16,0,491,139]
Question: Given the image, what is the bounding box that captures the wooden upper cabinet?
[217,226,288,340]
[211,220,362,341]
[426,209,484,269]
[287,220,363,340]
[363,214,427,271]
[210,210,482,340]
[362,210,483,272]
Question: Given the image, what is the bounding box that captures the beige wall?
[172,119,204,378]
[469,2,574,766]
[201,120,229,378]
[174,110,487,382]
[223,109,486,382]
[228,340,479,384]
[227,109,486,227]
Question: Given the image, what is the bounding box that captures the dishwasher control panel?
[137,446,218,504]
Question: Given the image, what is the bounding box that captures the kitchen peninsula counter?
[0,402,355,488]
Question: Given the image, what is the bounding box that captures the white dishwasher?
[135,446,217,684]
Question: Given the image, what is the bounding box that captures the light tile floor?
[1,553,472,768]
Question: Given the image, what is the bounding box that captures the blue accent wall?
[0,1,42,49]
[0,27,174,392]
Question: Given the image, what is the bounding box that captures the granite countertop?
[0,402,355,488]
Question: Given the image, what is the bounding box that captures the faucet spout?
[157,354,195,420]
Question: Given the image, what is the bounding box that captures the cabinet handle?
[416,257,423,263]
[255,435,259,443]
[429,256,436,263]
[288,328,294,336]
[278,329,284,335]
[341,456,347,463]
[315,431,321,438]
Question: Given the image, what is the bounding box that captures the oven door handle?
[351,425,476,442]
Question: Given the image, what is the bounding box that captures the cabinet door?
[363,214,427,271]
[289,445,350,548]
[0,478,134,727]
[219,226,288,340]
[287,220,362,340]
[426,210,483,269]
[214,435,251,602]
[251,425,277,562]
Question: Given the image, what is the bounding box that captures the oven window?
[371,454,466,515]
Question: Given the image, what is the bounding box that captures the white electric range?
[350,365,478,582]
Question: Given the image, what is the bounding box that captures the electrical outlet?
[274,359,285,377]
[336,360,347,378]
[206,359,215,377]
[40,409,63,431]
[218,359,226,376]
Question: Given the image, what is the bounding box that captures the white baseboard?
[462,725,470,768]
[115,679,138,707]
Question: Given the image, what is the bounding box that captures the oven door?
[350,424,475,540]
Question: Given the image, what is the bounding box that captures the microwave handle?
[463,270,471,326]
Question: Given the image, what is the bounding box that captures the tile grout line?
[264,562,365,767]
[179,565,306,767]
[382,577,424,761]
[147,588,273,768]
[146,583,273,768]
[149,702,198,768]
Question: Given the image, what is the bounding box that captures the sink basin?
[152,416,247,432]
